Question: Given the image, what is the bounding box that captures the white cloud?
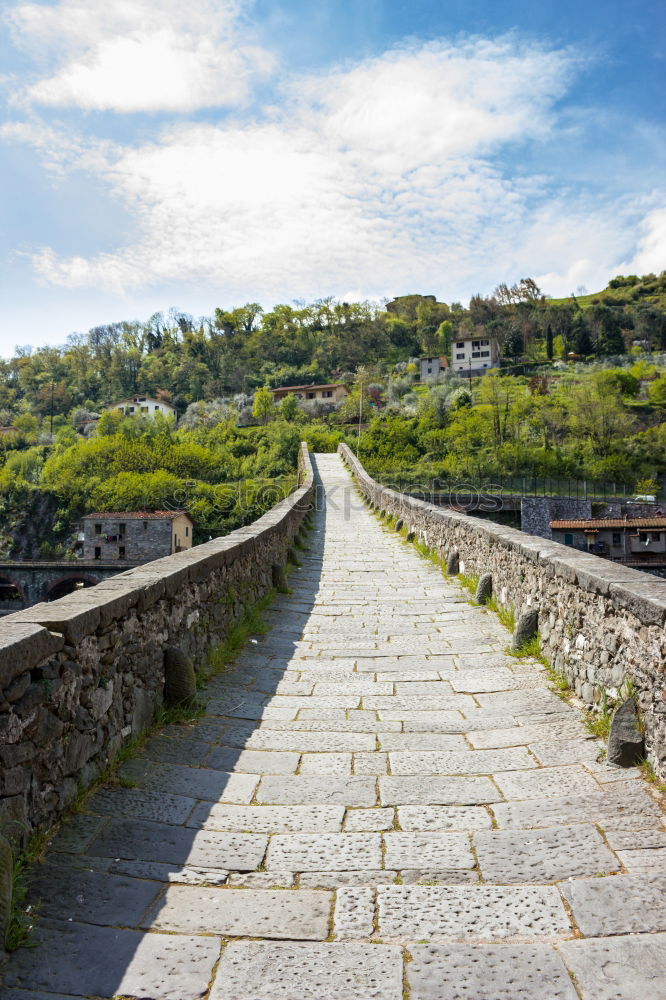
[3,34,663,303]
[7,0,274,111]
[620,208,666,276]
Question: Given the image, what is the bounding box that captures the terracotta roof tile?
[83,510,190,520]
[550,518,666,530]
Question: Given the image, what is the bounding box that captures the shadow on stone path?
[3,453,666,1000]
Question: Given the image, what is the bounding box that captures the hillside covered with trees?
[1,272,665,559]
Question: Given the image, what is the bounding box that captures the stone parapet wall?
[339,444,666,779]
[0,445,313,846]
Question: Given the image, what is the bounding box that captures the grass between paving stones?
[638,758,666,795]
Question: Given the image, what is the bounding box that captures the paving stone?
[493,786,663,828]
[354,751,388,774]
[616,847,666,872]
[3,920,220,1000]
[258,775,377,806]
[475,824,619,883]
[146,885,332,938]
[449,669,520,693]
[397,805,493,831]
[561,874,666,935]
[108,860,229,884]
[377,884,570,939]
[266,833,382,871]
[378,732,468,751]
[205,747,300,773]
[383,832,474,870]
[380,775,502,805]
[141,735,211,764]
[377,670,442,681]
[407,943,578,999]
[85,786,196,825]
[558,934,666,1000]
[313,681,394,695]
[300,870,397,887]
[334,886,375,939]
[259,718,402,732]
[493,765,600,800]
[47,814,105,854]
[88,818,267,869]
[345,808,395,832]
[468,722,588,749]
[298,708,349,720]
[227,870,294,887]
[142,763,259,802]
[528,739,602,766]
[208,940,404,1000]
[388,747,536,774]
[299,752,352,774]
[604,829,666,849]
[27,866,161,926]
[400,868,479,884]
[393,681,454,695]
[366,694,477,711]
[244,729,376,751]
[187,803,344,833]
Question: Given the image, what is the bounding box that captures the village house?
[550,516,666,571]
[105,395,177,420]
[450,331,500,376]
[270,383,349,404]
[82,511,194,562]
[419,356,449,380]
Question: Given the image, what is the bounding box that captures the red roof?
[551,518,666,530]
[83,510,190,520]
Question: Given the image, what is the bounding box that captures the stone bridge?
[1,447,665,999]
[0,561,133,614]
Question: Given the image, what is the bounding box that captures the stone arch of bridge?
[45,573,100,602]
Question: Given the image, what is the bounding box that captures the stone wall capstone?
[339,443,666,780]
[0,444,314,846]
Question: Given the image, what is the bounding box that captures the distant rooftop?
[83,510,190,520]
[551,517,666,530]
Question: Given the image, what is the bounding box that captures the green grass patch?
[457,572,479,597]
[207,588,276,676]
[584,706,613,741]
[486,597,515,632]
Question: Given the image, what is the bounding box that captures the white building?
[450,333,500,376]
[105,395,177,420]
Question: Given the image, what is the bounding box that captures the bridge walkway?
[4,453,666,1000]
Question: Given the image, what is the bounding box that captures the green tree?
[280,393,300,422]
[546,324,554,360]
[252,386,275,424]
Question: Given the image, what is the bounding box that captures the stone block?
[558,934,666,1000]
[475,824,619,883]
[187,804,344,833]
[265,833,382,871]
[561,873,666,935]
[383,832,474,871]
[377,884,570,939]
[407,944,578,1000]
[0,623,63,688]
[257,776,377,806]
[164,646,196,706]
[145,885,331,939]
[208,941,404,1000]
[607,696,644,767]
[334,886,375,938]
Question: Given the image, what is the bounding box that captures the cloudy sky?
[0,0,664,354]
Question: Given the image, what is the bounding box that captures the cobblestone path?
[5,454,666,1000]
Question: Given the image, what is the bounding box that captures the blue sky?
[0,0,664,356]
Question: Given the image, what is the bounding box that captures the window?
[456,353,465,360]
[481,339,489,346]
[119,546,125,559]
[140,406,148,413]
[94,546,101,559]
[185,526,189,537]
[322,390,332,398]
[306,392,315,399]
[154,405,160,411]
[94,524,102,535]
[456,341,464,348]
[472,352,481,359]
[612,533,622,545]
[472,340,480,348]
[118,523,126,536]
[481,351,490,357]
[564,533,574,546]
[129,406,135,413]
